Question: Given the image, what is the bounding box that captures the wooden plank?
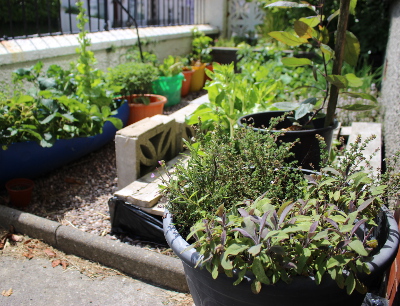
[114,151,189,209]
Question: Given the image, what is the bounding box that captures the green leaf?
[295,103,313,120]
[345,272,356,295]
[344,31,360,66]
[348,240,368,256]
[342,92,377,103]
[320,44,334,62]
[327,9,340,23]
[251,280,262,294]
[233,268,247,286]
[40,113,56,124]
[281,57,312,67]
[268,31,309,46]
[273,102,299,111]
[350,0,358,15]
[326,75,348,89]
[211,260,219,279]
[16,95,35,104]
[339,104,377,111]
[294,20,313,39]
[252,257,270,284]
[248,244,262,256]
[106,117,123,130]
[224,243,249,256]
[299,16,320,28]
[344,74,363,88]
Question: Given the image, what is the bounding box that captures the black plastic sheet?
[108,197,166,245]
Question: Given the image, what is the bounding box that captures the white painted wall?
[0,25,219,85]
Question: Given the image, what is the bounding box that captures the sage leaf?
[348,240,368,256]
[252,257,270,284]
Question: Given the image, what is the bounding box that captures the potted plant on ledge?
[161,124,400,306]
[152,55,184,107]
[189,28,213,91]
[239,0,378,169]
[107,61,166,125]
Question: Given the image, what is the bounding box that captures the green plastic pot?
[152,73,184,107]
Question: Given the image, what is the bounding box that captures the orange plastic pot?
[190,63,206,92]
[125,94,167,125]
[181,69,195,97]
[6,178,34,208]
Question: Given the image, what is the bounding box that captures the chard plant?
[158,55,183,77]
[264,0,378,127]
[0,1,122,149]
[187,63,278,137]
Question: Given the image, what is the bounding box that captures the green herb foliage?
[107,62,159,104]
[190,28,213,64]
[158,56,183,77]
[162,123,307,237]
[163,125,400,295]
[186,63,279,137]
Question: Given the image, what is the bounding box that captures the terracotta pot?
[6,178,34,208]
[181,69,194,97]
[124,94,167,125]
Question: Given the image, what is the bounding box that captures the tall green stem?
[325,0,351,127]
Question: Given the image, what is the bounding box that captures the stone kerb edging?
[0,204,188,292]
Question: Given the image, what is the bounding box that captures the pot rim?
[238,111,339,135]
[6,178,34,190]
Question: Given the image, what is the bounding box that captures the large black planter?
[164,207,399,306]
[238,111,339,170]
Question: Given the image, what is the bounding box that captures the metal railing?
[0,0,205,41]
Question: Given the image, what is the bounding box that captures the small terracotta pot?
[6,178,34,208]
[124,94,167,125]
[181,69,195,97]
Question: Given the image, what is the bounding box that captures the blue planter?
[0,102,129,188]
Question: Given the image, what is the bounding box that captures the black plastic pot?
[164,207,399,306]
[238,111,339,170]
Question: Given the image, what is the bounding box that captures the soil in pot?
[238,111,338,170]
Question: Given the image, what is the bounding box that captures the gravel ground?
[0,90,207,254]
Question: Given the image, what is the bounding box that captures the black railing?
[0,0,204,41]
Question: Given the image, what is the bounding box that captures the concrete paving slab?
[0,255,191,306]
[0,205,188,293]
